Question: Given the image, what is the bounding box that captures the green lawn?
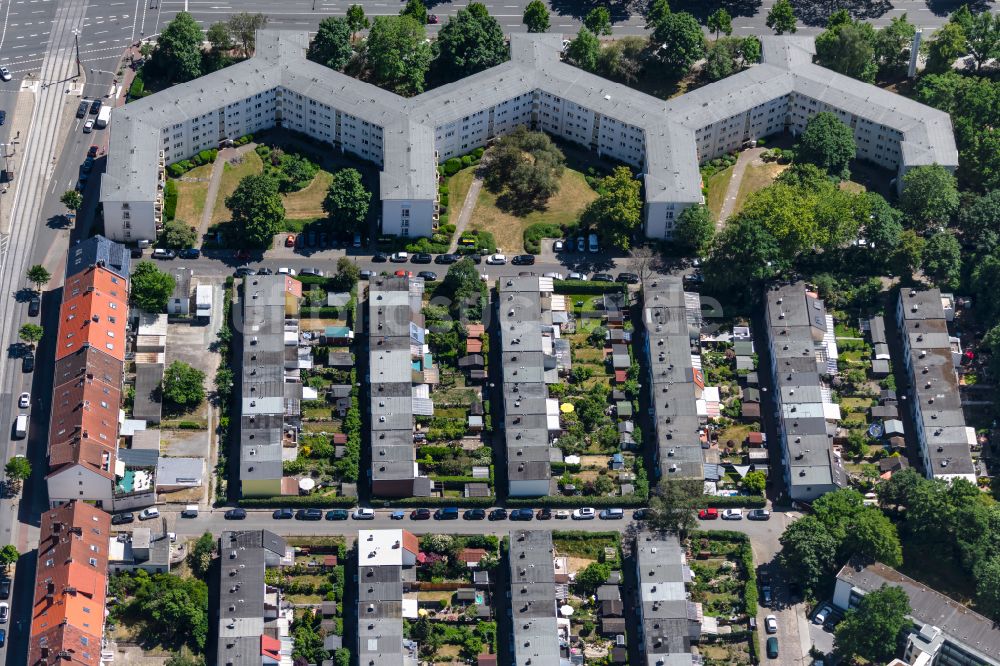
[172,163,213,227]
[211,151,264,225]
[706,165,734,222]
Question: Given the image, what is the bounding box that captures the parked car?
[721,508,743,520]
[435,253,458,264]
[224,508,247,520]
[352,508,376,520]
[511,254,535,265]
[0,67,10,82]
[599,508,624,520]
[22,351,34,373]
[427,13,439,23]
[131,247,144,259]
[463,509,486,520]
[588,233,599,253]
[394,270,413,278]
[360,270,374,279]
[276,267,296,275]
[285,234,296,247]
[76,101,88,118]
[554,510,570,519]
[256,267,273,275]
[138,508,160,521]
[296,508,323,521]
[28,295,40,316]
[698,508,719,520]
[542,271,564,280]
[416,271,437,281]
[488,508,507,521]
[576,237,585,252]
[411,252,432,264]
[762,583,772,605]
[390,252,409,262]
[83,118,95,133]
[373,252,388,262]
[486,254,507,265]
[111,512,135,525]
[300,267,325,277]
[0,580,8,600]
[616,272,640,284]
[410,508,432,520]
[765,614,778,634]
[0,628,6,647]
[90,99,102,114]
[766,637,779,659]
[567,271,587,281]
[813,604,832,625]
[272,508,294,519]
[748,508,771,521]
[235,266,256,277]
[536,508,552,520]
[0,602,8,624]
[633,508,655,520]
[572,507,596,520]
[553,239,565,252]
[151,248,176,260]
[178,248,200,259]
[434,507,460,520]
[390,510,406,520]
[17,393,29,409]
[510,508,534,521]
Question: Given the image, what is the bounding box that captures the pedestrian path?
[197,143,255,241]
[716,147,764,226]
[447,172,483,253]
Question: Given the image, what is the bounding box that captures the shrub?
[440,194,449,208]
[239,495,356,508]
[472,147,485,159]
[461,155,473,168]
[163,180,178,221]
[523,222,562,254]
[167,163,185,178]
[255,145,271,158]
[128,71,146,100]
[441,223,456,234]
[442,158,463,176]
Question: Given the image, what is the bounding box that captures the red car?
[427,14,439,23]
[284,234,296,247]
[698,508,719,520]
[87,145,99,158]
[394,270,413,278]
[235,249,250,261]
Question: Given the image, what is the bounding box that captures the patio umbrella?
[560,604,574,616]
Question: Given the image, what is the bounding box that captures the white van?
[96,105,112,129]
[181,505,199,518]
[14,414,27,439]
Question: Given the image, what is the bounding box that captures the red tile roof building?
[27,502,111,666]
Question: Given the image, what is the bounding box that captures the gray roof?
[65,235,131,280]
[118,447,158,468]
[765,283,846,501]
[155,457,204,486]
[634,532,701,660]
[105,32,954,231]
[499,277,554,493]
[836,561,1000,665]
[642,276,705,481]
[133,362,164,424]
[215,530,287,666]
[509,530,560,665]
[896,289,975,479]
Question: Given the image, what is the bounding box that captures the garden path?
[447,172,483,253]
[716,147,765,226]
[196,143,256,240]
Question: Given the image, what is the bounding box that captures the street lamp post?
[72,28,81,78]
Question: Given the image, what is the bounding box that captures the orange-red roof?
[402,530,419,555]
[54,267,128,362]
[466,339,483,353]
[28,502,110,666]
[48,376,120,479]
[261,635,281,660]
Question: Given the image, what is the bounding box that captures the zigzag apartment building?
[102,32,955,243]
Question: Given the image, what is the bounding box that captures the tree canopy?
[440,258,487,321]
[323,168,370,233]
[346,4,369,38]
[307,17,354,71]
[581,166,642,250]
[921,231,962,289]
[161,220,198,249]
[482,126,565,213]
[4,456,30,493]
[674,204,714,254]
[652,11,704,77]
[131,261,176,313]
[574,562,610,596]
[399,0,428,25]
[766,0,797,35]
[815,13,877,82]
[566,28,600,72]
[19,323,43,346]
[111,571,209,652]
[162,360,207,409]
[26,264,51,290]
[153,12,204,83]
[958,189,1000,250]
[227,12,267,57]
[926,20,968,74]
[522,0,549,32]
[835,585,911,662]
[900,164,959,231]
[366,16,432,95]
[796,112,857,179]
[435,3,508,78]
[225,173,285,247]
[60,190,83,212]
[707,8,732,37]
[648,478,703,534]
[584,6,612,36]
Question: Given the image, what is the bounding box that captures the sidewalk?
[196,143,256,241]
[447,172,483,253]
[716,147,764,226]
[0,89,37,236]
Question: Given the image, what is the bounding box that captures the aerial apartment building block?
[634,532,702,665]
[103,32,955,243]
[356,529,420,665]
[509,529,564,665]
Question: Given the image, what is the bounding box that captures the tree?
[874,15,915,77]
[844,507,903,567]
[165,653,205,666]
[958,190,1000,250]
[154,12,205,82]
[646,0,671,30]
[131,261,177,313]
[900,164,959,231]
[584,6,612,36]
[707,8,732,38]
[435,3,508,78]
[742,470,766,495]
[652,11,705,77]
[974,555,1000,620]
[322,168,370,233]
[189,532,215,578]
[766,0,797,35]
[0,545,18,571]
[366,16,432,95]
[4,456,31,493]
[964,10,1000,73]
[60,190,83,212]
[574,562,610,596]
[835,585,911,663]
[815,18,877,83]
[227,12,267,57]
[19,323,43,346]
[482,127,565,212]
[863,193,903,255]
[922,231,962,289]
[890,229,925,278]
[582,167,642,250]
[26,264,51,291]
[796,112,857,179]
[333,256,361,290]
[566,28,600,71]
[597,36,646,83]
[648,478,703,534]
[162,360,207,409]
[307,17,353,71]
[973,252,1000,327]
[522,0,549,33]
[925,21,967,74]
[399,0,427,25]
[122,572,209,652]
[778,516,838,595]
[704,215,787,301]
[346,4,369,40]
[704,38,738,81]
[204,22,234,72]
[161,219,198,249]
[675,204,714,254]
[225,173,285,247]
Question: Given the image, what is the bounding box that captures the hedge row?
[239,495,356,508]
[163,180,178,221]
[703,494,766,508]
[372,496,494,508]
[166,149,219,178]
[548,530,621,542]
[550,462,582,474]
[553,280,627,295]
[506,494,647,508]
